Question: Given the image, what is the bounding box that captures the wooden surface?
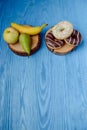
[0,0,87,130]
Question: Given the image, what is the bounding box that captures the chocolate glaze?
[66,30,82,46]
[45,31,65,49]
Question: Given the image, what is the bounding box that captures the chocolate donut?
[45,30,65,49]
[47,41,75,55]
[65,30,82,46]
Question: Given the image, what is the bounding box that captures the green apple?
[3,27,19,44]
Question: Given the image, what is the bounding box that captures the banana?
[11,23,48,35]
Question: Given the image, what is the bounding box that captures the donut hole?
[60,28,64,32]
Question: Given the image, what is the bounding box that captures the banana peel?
[11,23,48,35]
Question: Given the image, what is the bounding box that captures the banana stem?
[41,24,48,30]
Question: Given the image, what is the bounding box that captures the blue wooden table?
[0,0,87,130]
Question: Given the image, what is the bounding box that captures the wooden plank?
[0,0,87,130]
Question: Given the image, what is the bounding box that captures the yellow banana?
[11,23,48,35]
[22,25,32,27]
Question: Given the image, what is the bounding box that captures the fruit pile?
[3,23,48,56]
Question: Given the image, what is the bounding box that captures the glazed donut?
[65,30,82,46]
[52,21,73,40]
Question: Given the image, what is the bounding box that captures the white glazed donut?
[52,21,73,40]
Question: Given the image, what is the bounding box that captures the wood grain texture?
[0,0,87,130]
